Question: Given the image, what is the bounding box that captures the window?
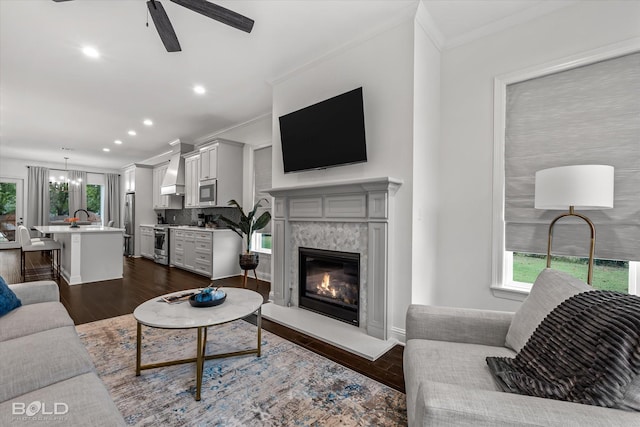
[251,146,272,254]
[492,44,640,299]
[86,184,102,223]
[49,171,105,223]
[49,182,69,221]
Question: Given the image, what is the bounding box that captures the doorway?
[0,178,23,249]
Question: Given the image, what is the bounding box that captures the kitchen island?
[34,225,124,285]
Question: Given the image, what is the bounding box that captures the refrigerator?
[123,192,135,256]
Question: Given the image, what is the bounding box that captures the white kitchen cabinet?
[168,227,240,279]
[140,226,154,259]
[123,166,135,193]
[153,163,182,209]
[184,154,200,208]
[195,140,243,207]
[199,145,218,181]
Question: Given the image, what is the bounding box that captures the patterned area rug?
[76,314,407,426]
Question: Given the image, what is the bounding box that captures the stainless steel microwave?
[199,180,217,206]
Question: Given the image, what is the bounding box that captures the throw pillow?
[505,268,592,352]
[0,276,22,317]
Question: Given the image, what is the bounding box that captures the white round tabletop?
[133,287,263,329]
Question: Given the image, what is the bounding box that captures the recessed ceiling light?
[193,85,206,95]
[103,148,110,152]
[128,130,137,136]
[143,119,153,126]
[114,139,122,145]
[82,46,100,59]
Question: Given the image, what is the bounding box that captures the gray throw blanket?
[487,290,640,409]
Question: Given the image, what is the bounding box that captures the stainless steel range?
[153,224,170,265]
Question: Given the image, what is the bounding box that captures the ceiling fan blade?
[147,1,182,52]
[170,0,254,33]
[52,0,74,2]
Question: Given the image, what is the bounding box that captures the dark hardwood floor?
[1,249,405,393]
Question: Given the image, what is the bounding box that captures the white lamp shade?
[535,165,614,210]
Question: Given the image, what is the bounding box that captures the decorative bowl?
[189,290,226,308]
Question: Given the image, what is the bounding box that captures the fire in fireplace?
[298,247,360,326]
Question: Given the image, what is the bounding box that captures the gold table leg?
[136,308,262,401]
[136,322,141,376]
[196,327,204,401]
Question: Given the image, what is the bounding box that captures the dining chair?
[18,225,61,280]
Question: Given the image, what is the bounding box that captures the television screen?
[279,87,367,173]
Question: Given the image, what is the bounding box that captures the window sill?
[490,282,531,302]
[252,248,272,255]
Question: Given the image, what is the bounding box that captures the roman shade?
[504,52,640,261]
[253,146,272,234]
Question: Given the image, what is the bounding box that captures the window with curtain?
[503,52,640,293]
[252,146,272,253]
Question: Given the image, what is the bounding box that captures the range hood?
[161,141,193,196]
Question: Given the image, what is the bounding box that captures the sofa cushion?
[404,339,515,426]
[0,372,125,426]
[0,302,74,343]
[505,268,592,352]
[0,276,21,317]
[0,326,95,402]
[414,381,640,427]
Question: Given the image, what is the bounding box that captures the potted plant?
[214,199,271,270]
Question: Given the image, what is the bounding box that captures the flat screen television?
[279,87,367,173]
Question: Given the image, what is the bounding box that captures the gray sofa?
[0,280,125,426]
[404,269,640,426]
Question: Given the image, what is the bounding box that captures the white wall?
[437,1,640,311]
[411,3,441,307]
[272,21,416,337]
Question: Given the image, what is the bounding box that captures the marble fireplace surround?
[266,177,402,343]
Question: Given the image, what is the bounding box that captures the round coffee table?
[133,287,263,401]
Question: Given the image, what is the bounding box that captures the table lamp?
[534,165,614,285]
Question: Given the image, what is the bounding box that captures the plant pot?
[239,253,259,270]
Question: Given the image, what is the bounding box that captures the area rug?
[76,314,407,426]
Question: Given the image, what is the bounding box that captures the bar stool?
[18,226,61,280]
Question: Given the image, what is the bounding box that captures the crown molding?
[415,0,444,51]
[444,0,579,50]
[194,112,272,146]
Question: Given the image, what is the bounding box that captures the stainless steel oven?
[153,225,169,265]
[198,179,217,206]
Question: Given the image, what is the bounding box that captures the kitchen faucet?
[74,209,90,221]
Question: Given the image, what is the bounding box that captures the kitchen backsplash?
[162,207,241,227]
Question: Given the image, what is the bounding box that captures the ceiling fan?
[52,0,254,53]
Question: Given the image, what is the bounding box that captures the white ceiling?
[0,0,572,170]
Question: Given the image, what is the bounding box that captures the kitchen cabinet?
[199,145,217,181]
[123,166,135,193]
[152,163,182,209]
[169,227,241,279]
[120,164,154,257]
[140,226,154,259]
[184,154,200,208]
[195,140,243,207]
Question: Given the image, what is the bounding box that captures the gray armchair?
[404,269,640,426]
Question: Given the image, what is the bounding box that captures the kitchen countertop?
[34,225,124,234]
[140,224,233,232]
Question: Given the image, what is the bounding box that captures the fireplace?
[298,247,360,326]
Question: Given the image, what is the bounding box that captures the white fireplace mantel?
[266,177,402,340]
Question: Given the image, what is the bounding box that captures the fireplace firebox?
[298,247,360,326]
